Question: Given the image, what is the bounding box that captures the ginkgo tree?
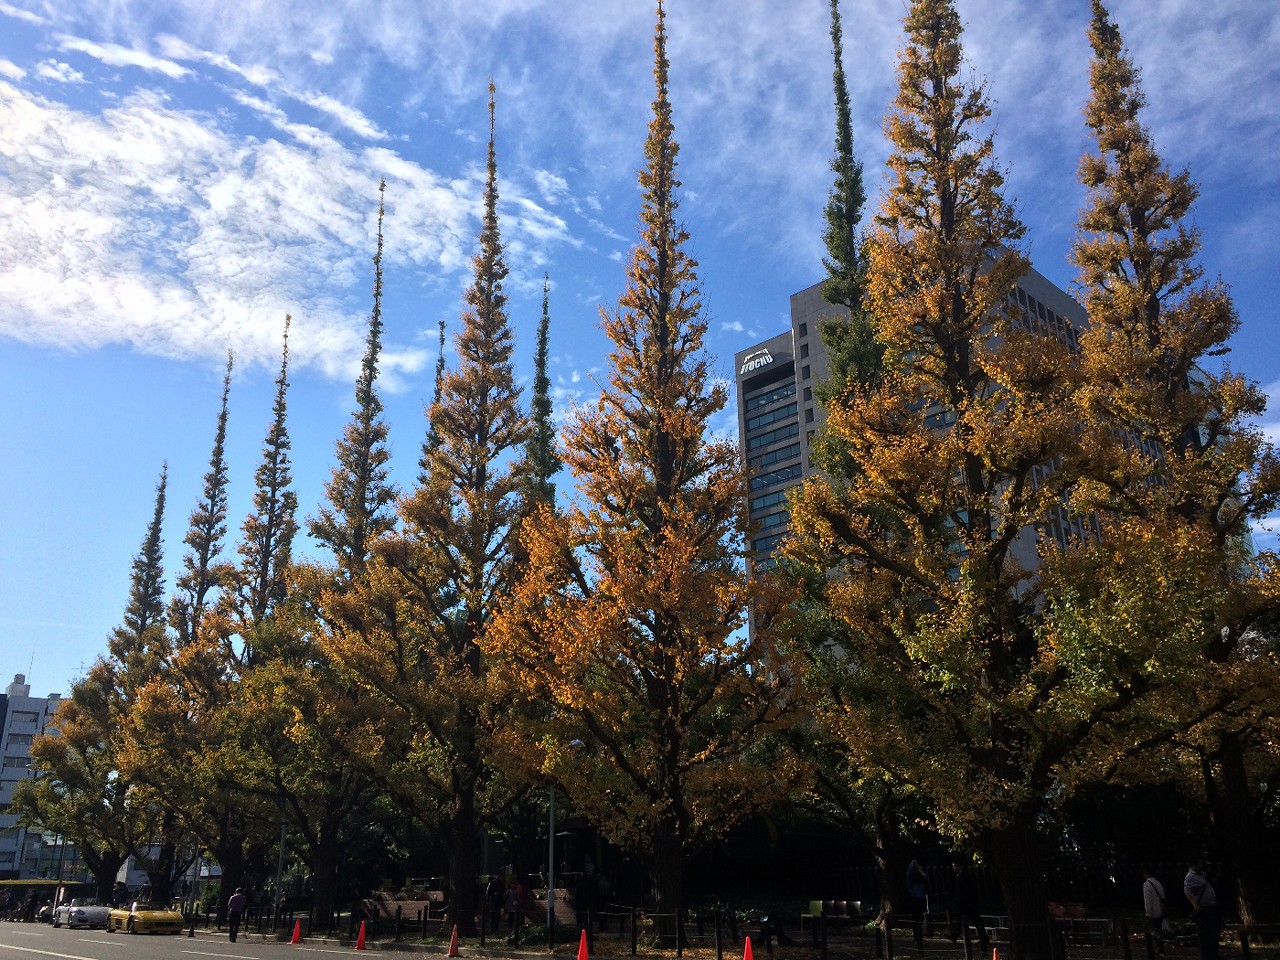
[491,2,800,944]
[320,87,532,935]
[1061,0,1280,923]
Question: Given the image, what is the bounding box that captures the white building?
[0,674,62,879]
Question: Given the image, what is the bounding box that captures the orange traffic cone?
[447,923,461,957]
[993,950,1000,960]
[291,920,302,944]
[744,935,754,960]
[354,921,367,950]
[577,929,589,960]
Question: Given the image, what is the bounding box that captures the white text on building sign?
[739,349,774,376]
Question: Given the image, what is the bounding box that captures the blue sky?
[1,0,1277,698]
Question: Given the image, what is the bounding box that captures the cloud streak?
[0,80,469,379]
[56,34,190,78]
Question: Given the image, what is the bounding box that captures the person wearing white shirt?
[1142,868,1167,954]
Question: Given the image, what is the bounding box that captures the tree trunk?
[85,848,127,904]
[148,837,178,903]
[980,809,1052,960]
[874,816,914,919]
[209,845,245,924]
[1203,733,1279,924]
[309,825,343,931]
[649,820,684,949]
[448,791,480,936]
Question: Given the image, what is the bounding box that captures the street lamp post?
[546,788,557,945]
[273,795,287,932]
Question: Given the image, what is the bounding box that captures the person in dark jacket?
[227,888,247,943]
[949,862,989,955]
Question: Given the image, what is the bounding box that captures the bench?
[800,900,863,932]
[363,891,448,923]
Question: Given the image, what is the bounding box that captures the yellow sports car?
[106,900,186,934]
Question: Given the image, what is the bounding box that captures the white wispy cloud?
[1250,516,1278,555]
[532,170,569,205]
[0,25,593,384]
[0,82,448,379]
[56,35,190,79]
[296,89,387,140]
[35,59,85,84]
[0,2,44,25]
[154,34,279,87]
[229,90,335,150]
[0,58,23,80]
[156,35,387,141]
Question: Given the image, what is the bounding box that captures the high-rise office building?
[735,269,1087,568]
[0,674,61,879]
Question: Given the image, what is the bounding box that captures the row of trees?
[788,0,1279,957]
[15,2,1280,958]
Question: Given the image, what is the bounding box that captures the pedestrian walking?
[227,887,247,943]
[906,859,928,952]
[1184,860,1220,960]
[1142,868,1167,954]
[949,862,989,957]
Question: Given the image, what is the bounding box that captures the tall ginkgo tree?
[1066,0,1280,923]
[323,87,530,935]
[784,1,1135,954]
[491,3,798,944]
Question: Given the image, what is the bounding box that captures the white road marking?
[0,943,104,960]
[287,948,357,955]
[72,941,121,947]
[180,951,260,959]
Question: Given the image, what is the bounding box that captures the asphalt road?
[0,923,369,960]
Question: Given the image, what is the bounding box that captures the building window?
[798,322,808,337]
[751,489,791,512]
[749,464,803,491]
[5,734,33,748]
[800,343,809,358]
[806,429,815,447]
[757,510,790,530]
[745,402,798,432]
[745,382,797,412]
[747,423,800,451]
[805,408,815,423]
[803,386,812,402]
[752,532,787,553]
[749,443,801,470]
[802,364,811,380]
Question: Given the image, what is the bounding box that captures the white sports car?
[52,898,112,929]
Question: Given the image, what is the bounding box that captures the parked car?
[106,900,185,935]
[53,898,112,929]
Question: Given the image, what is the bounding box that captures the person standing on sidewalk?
[906,860,928,952]
[1142,867,1167,954]
[1184,860,1219,960]
[227,888,247,943]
